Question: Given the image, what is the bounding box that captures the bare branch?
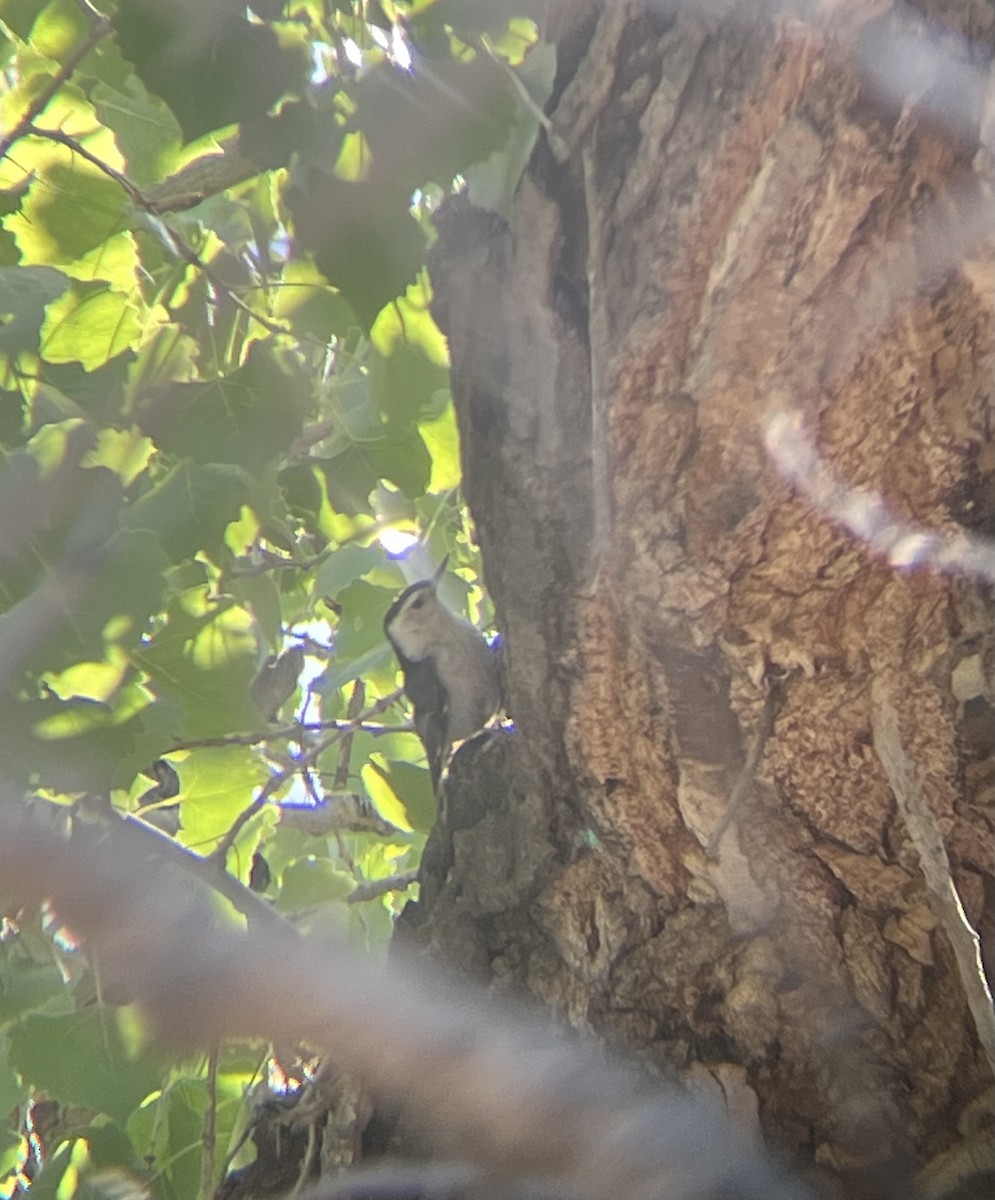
[346,872,417,904]
[85,800,290,932]
[334,681,366,790]
[210,688,405,863]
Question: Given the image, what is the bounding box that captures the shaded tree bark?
[411,1,995,1196]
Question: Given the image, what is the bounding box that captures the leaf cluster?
[0,1,547,1196]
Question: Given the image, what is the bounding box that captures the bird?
[383,560,502,789]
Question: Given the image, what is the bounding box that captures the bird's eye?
[411,595,425,610]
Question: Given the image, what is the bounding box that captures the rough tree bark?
[406,1,995,1196]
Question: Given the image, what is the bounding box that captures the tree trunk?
[411,1,994,1196]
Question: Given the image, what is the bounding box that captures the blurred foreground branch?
[0,796,808,1200]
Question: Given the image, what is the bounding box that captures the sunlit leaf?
[420,401,461,492]
[134,587,260,736]
[271,257,358,344]
[361,759,415,833]
[367,755,436,833]
[91,77,182,184]
[41,281,143,368]
[173,745,272,855]
[8,164,129,269]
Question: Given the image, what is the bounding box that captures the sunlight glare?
[379,527,419,557]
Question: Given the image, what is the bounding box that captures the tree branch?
[62,796,291,931]
[0,799,810,1200]
[346,872,417,905]
[25,124,291,340]
[0,9,112,163]
[210,688,405,863]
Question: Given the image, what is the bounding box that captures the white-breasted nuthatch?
[384,561,502,789]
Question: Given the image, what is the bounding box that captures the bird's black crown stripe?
[383,578,434,630]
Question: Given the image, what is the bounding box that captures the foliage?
[0,1,547,1196]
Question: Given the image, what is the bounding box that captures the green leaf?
[0,692,154,793]
[8,163,130,269]
[40,281,143,368]
[314,544,381,598]
[135,344,310,472]
[331,579,396,661]
[0,388,26,446]
[0,1124,24,1185]
[420,401,462,492]
[278,856,354,911]
[90,77,182,185]
[0,426,169,679]
[415,0,545,37]
[173,745,271,854]
[113,0,307,142]
[0,947,71,1024]
[0,264,68,356]
[313,641,393,696]
[351,56,519,189]
[272,258,358,344]
[72,1122,143,1172]
[368,429,433,498]
[229,574,283,652]
[18,0,88,63]
[0,1037,27,1116]
[371,276,448,365]
[0,523,168,678]
[1,0,50,40]
[312,429,433,516]
[290,173,426,331]
[38,355,133,425]
[162,1080,207,1200]
[125,461,251,563]
[133,587,260,737]
[7,1010,164,1126]
[369,756,436,833]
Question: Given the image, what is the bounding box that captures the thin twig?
[470,32,567,159]
[227,549,330,578]
[346,872,418,905]
[170,718,411,753]
[210,688,404,864]
[0,14,112,162]
[325,683,369,881]
[27,124,144,202]
[25,124,291,339]
[334,681,366,789]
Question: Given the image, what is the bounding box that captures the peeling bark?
[415,1,994,1196]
